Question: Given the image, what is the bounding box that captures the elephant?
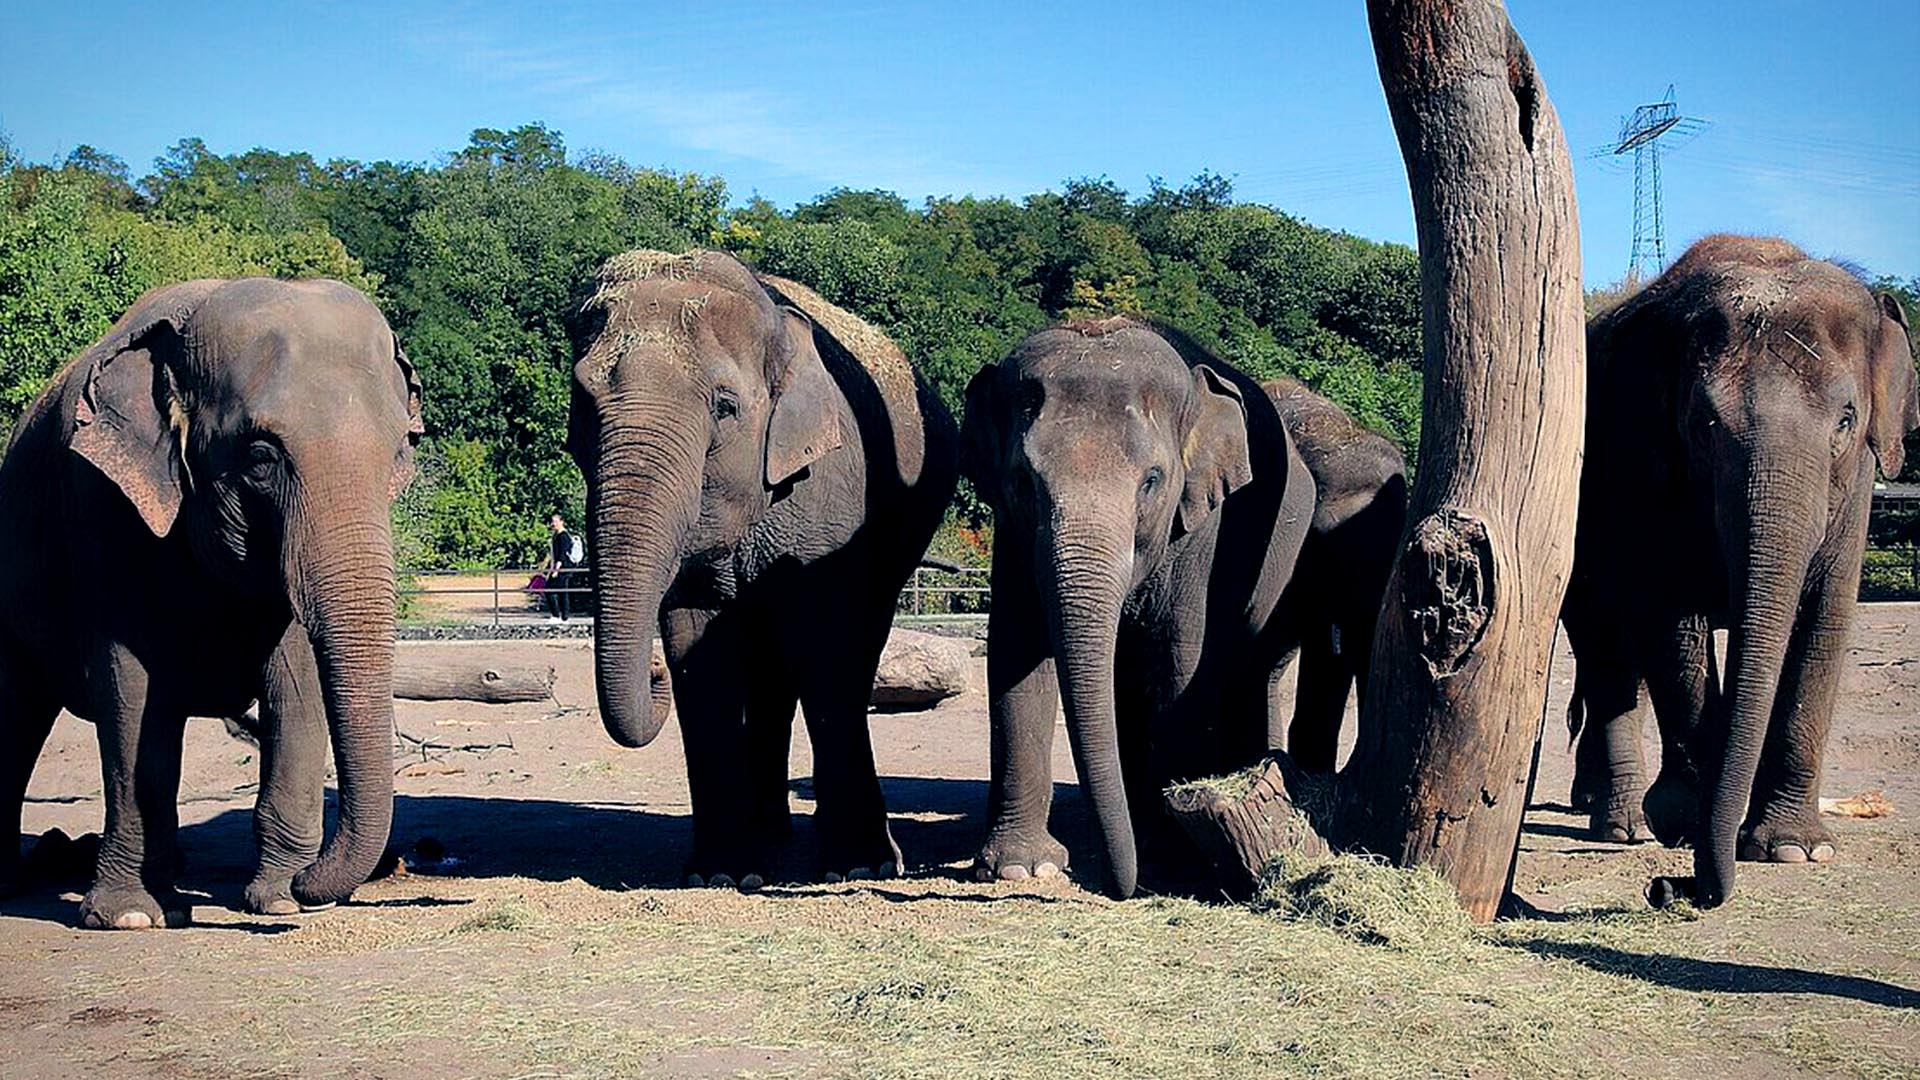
[568,249,957,887]
[0,278,422,928]
[1263,376,1408,772]
[961,317,1317,898]
[1560,235,1918,908]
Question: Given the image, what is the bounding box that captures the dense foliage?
[7,124,1427,567]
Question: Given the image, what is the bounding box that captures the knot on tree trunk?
[1403,509,1494,680]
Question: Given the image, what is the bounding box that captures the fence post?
[493,569,501,628]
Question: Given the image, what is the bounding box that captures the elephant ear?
[388,337,426,499]
[1868,292,1918,479]
[765,308,845,487]
[69,288,215,537]
[959,363,1007,508]
[1176,364,1254,536]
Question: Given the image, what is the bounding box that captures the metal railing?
[397,569,592,627]
[397,563,993,626]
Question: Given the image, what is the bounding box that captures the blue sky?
[3,2,1916,282]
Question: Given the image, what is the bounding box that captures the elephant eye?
[712,391,740,423]
[1837,404,1857,434]
[243,441,282,484]
[1140,467,1164,498]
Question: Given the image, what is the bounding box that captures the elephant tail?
[1565,677,1586,747]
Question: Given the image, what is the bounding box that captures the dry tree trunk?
[1168,0,1584,923]
[391,651,557,703]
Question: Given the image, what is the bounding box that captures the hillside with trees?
[20,122,1905,569]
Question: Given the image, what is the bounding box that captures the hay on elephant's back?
[1265,375,1373,455]
[757,274,927,483]
[757,275,913,393]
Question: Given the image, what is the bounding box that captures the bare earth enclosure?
[4,606,1917,1079]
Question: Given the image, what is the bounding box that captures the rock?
[870,628,973,710]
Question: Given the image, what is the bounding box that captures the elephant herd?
[0,233,1911,927]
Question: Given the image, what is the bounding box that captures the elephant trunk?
[286,507,398,907]
[1654,454,1820,911]
[1694,476,1815,907]
[589,418,703,749]
[1038,504,1138,899]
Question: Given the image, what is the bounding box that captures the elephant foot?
[972,829,1069,883]
[684,849,771,892]
[1642,770,1701,848]
[818,819,903,884]
[1739,815,1836,864]
[245,874,335,916]
[80,884,190,930]
[1588,791,1649,843]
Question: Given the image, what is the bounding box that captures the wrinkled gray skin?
[962,318,1316,898]
[1263,376,1407,772]
[0,278,422,928]
[1562,235,1919,909]
[569,251,956,886]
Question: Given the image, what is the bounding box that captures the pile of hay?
[1250,852,1472,950]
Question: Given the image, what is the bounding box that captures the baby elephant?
[0,278,422,928]
[1563,235,1918,908]
[569,250,957,887]
[962,318,1316,897]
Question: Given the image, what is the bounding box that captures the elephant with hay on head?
[568,249,958,887]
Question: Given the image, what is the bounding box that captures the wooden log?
[392,649,555,703]
[1165,0,1584,924]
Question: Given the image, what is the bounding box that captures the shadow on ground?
[1511,938,1920,1010]
[5,776,1105,924]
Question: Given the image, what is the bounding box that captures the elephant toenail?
[739,873,765,890]
[113,911,153,930]
[1772,844,1808,863]
[824,871,844,884]
[163,909,190,928]
[847,867,873,881]
[1035,862,1060,878]
[262,898,300,917]
[686,873,706,888]
[877,862,898,878]
[999,865,1030,882]
[1810,844,1835,862]
[973,865,995,883]
[296,902,334,914]
[709,873,735,889]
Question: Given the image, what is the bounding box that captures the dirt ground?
[4,606,1918,1079]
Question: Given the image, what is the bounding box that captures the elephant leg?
[1568,656,1649,843]
[244,624,328,915]
[661,605,760,888]
[742,661,796,857]
[1287,626,1350,773]
[81,654,190,929]
[1740,559,1852,865]
[1640,613,1716,848]
[1265,643,1301,755]
[795,587,899,882]
[974,550,1067,882]
[0,656,60,896]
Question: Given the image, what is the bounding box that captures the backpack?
[565,534,586,566]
